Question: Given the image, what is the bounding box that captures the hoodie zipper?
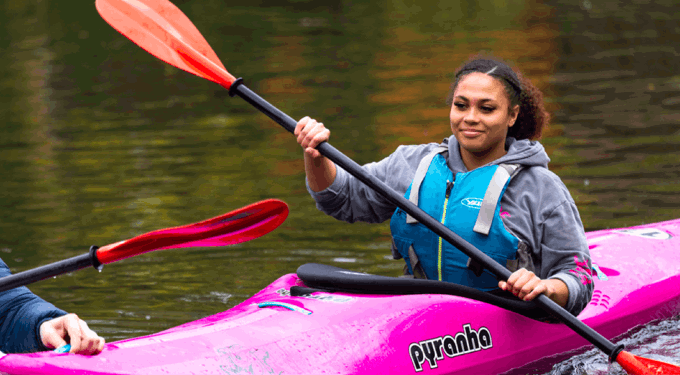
[438,180,455,281]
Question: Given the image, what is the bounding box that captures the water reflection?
[547,0,680,230]
[0,0,678,371]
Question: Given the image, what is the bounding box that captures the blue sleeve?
[0,259,67,353]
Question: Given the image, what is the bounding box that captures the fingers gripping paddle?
[0,199,288,293]
[95,0,679,373]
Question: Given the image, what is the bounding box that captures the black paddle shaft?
[228,78,624,361]
[0,246,101,293]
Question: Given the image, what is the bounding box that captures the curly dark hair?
[446,56,549,140]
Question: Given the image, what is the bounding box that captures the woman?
[294,57,593,316]
[0,259,105,354]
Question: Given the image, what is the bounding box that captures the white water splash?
[546,315,680,374]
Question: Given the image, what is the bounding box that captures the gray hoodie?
[308,135,594,316]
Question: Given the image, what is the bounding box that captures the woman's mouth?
[460,128,483,138]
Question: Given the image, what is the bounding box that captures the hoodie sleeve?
[501,164,593,316]
[0,259,67,353]
[540,200,594,316]
[533,183,594,316]
[306,143,437,224]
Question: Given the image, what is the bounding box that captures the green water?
[1,0,678,371]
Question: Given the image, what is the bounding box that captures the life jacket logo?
[409,324,492,372]
[461,198,483,209]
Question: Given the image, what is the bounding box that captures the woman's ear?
[508,104,520,127]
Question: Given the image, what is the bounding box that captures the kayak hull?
[1,219,680,374]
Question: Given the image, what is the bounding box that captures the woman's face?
[449,72,519,167]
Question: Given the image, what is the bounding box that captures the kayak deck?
[1,219,679,374]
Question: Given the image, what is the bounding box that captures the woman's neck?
[460,147,507,171]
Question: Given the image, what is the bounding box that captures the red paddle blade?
[95,0,236,88]
[617,351,680,375]
[96,199,288,264]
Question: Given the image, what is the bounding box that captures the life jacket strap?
[392,240,428,279]
[468,241,533,276]
[406,145,449,224]
[408,245,428,279]
[505,241,535,273]
[473,164,520,235]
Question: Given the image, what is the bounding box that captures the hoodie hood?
[444,135,550,172]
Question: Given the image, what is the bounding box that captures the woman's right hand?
[294,116,330,159]
[294,116,336,192]
[40,314,105,355]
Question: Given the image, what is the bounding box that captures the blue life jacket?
[390,146,522,291]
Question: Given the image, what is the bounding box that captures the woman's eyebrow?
[454,95,496,103]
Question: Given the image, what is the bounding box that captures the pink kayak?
[1,218,679,374]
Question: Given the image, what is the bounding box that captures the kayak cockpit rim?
[295,263,553,321]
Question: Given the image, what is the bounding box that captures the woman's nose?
[464,108,479,123]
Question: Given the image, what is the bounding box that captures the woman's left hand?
[498,268,569,307]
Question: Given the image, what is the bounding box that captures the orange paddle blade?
[96,0,236,87]
[617,351,680,375]
[96,199,288,264]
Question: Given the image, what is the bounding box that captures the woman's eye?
[454,102,466,109]
[481,106,495,112]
